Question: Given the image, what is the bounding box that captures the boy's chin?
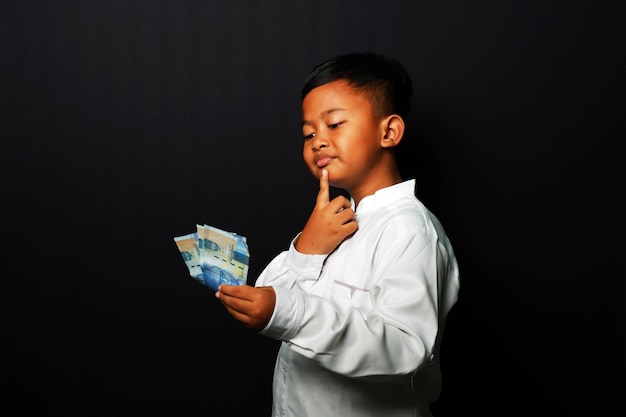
[308,166,323,178]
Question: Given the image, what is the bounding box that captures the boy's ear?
[380,115,405,148]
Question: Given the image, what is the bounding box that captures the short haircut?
[301,52,413,120]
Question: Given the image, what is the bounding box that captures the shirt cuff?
[285,233,327,279]
[259,286,303,341]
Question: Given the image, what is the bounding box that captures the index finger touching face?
[316,169,330,205]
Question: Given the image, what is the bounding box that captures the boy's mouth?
[315,154,334,168]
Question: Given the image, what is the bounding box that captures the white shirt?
[255,179,460,417]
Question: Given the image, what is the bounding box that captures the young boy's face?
[301,79,389,193]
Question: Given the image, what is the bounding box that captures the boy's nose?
[312,135,328,150]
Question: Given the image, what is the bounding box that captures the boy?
[216,52,460,417]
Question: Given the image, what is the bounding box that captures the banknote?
[174,224,249,292]
[173,233,203,278]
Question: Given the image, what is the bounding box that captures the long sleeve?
[254,180,460,417]
[255,192,457,379]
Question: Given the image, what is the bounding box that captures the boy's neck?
[350,167,403,208]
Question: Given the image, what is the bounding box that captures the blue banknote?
[174,224,249,292]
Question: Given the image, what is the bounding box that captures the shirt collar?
[352,179,416,214]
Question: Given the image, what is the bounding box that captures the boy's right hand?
[216,284,275,331]
[295,169,357,254]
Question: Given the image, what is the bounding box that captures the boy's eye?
[329,121,343,129]
[304,132,316,140]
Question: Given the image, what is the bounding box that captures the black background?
[2,1,624,416]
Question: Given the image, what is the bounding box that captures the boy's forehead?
[302,80,370,114]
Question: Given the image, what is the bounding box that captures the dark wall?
[2,1,624,416]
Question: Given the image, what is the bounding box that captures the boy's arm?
[217,170,356,332]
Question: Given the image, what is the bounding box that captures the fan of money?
[174,224,249,291]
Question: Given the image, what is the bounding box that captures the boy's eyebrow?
[301,108,346,125]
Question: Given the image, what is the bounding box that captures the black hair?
[301,52,413,120]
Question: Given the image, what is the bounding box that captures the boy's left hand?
[215,284,276,331]
[296,168,357,254]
